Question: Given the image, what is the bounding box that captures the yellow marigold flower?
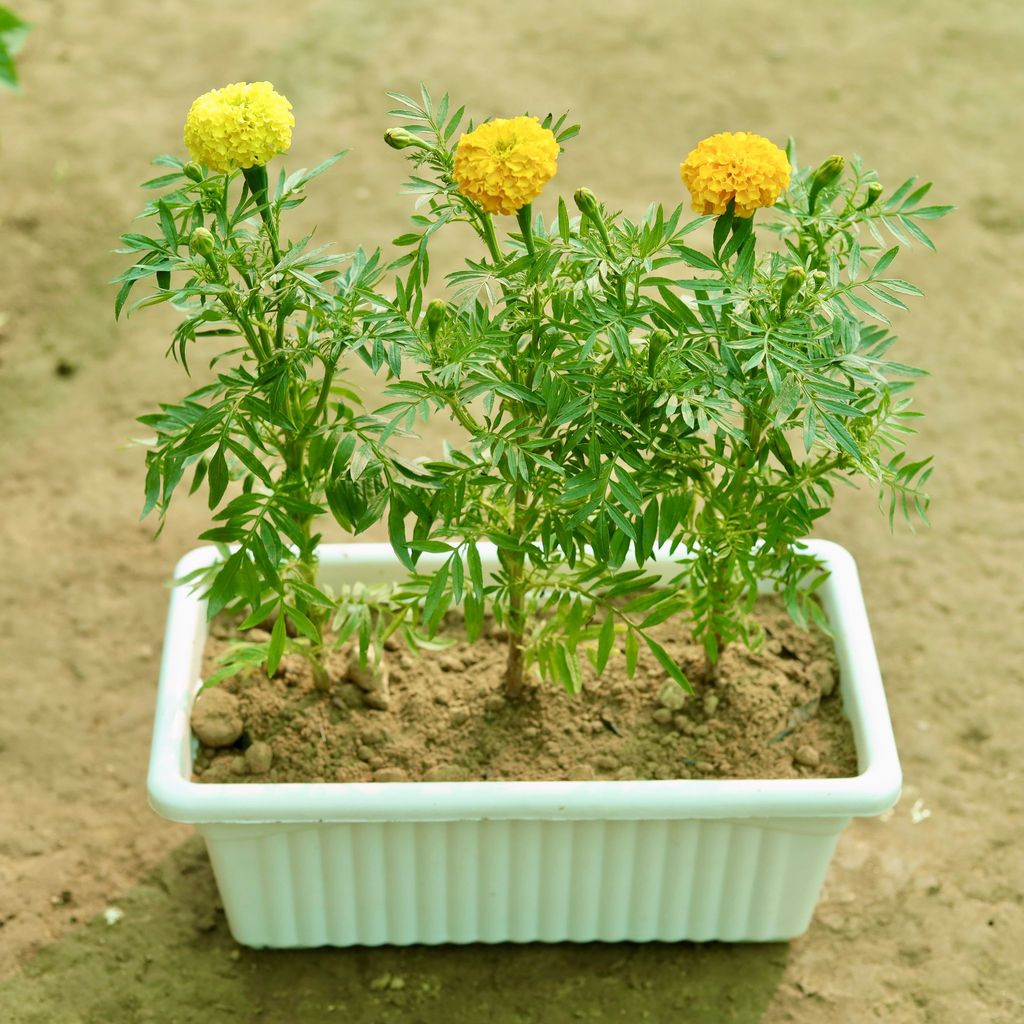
[453,116,559,216]
[184,82,294,174]
[680,131,791,218]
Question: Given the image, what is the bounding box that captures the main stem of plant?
[237,167,328,689]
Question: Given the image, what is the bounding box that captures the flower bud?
[424,299,447,342]
[858,182,884,210]
[647,329,670,374]
[779,267,805,316]
[189,227,217,258]
[808,155,845,213]
[573,187,613,254]
[183,162,203,182]
[573,187,600,220]
[384,127,428,151]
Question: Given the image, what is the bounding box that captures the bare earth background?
[1,1,1022,1021]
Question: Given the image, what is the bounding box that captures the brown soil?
[2,2,1023,1023]
[195,599,856,785]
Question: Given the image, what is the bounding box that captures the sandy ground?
[1,1,1022,1021]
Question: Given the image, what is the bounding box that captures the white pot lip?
[147,539,902,825]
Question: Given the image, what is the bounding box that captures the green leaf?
[207,447,228,508]
[644,635,692,692]
[206,552,242,618]
[596,613,615,674]
[266,611,287,676]
[142,460,161,519]
[422,561,450,630]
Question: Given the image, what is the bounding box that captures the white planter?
[147,540,901,947]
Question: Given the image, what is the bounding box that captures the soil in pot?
[191,596,857,784]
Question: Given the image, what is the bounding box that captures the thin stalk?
[241,165,281,264]
[516,205,535,256]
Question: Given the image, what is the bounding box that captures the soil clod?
[189,687,243,748]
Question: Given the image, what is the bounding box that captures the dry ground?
[1,1,1022,1021]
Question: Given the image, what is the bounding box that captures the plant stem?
[503,540,527,700]
[241,165,281,264]
[516,205,535,256]
[479,211,502,263]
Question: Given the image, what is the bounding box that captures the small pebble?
[369,974,392,991]
[373,767,407,783]
[658,681,688,712]
[244,628,272,644]
[594,754,620,772]
[103,907,124,926]
[276,652,312,687]
[652,708,673,726]
[333,683,364,709]
[360,727,389,747]
[614,765,637,780]
[356,745,375,763]
[693,723,710,737]
[483,694,505,713]
[439,655,463,673]
[389,976,406,991]
[383,635,401,653]
[449,707,470,726]
[363,691,390,711]
[229,756,248,776]
[569,763,596,781]
[423,764,465,782]
[522,725,539,738]
[702,694,720,717]
[399,654,413,671]
[673,715,693,735]
[245,741,273,775]
[695,761,715,775]
[190,687,244,748]
[347,648,389,693]
[806,659,837,697]
[795,744,821,768]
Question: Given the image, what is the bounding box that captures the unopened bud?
[573,187,600,220]
[573,187,613,254]
[189,227,216,258]
[858,182,884,210]
[384,127,427,151]
[183,162,203,182]
[647,329,670,373]
[808,155,845,213]
[424,299,446,342]
[779,267,805,316]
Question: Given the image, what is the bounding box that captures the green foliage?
[0,7,29,91]
[122,84,950,703]
[118,152,423,686]
[378,92,951,692]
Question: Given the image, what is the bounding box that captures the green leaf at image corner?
[0,7,30,91]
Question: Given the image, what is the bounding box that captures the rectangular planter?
[147,540,901,946]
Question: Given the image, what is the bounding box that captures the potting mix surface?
[195,598,857,784]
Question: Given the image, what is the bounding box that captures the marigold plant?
[378,88,950,695]
[117,83,418,689]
